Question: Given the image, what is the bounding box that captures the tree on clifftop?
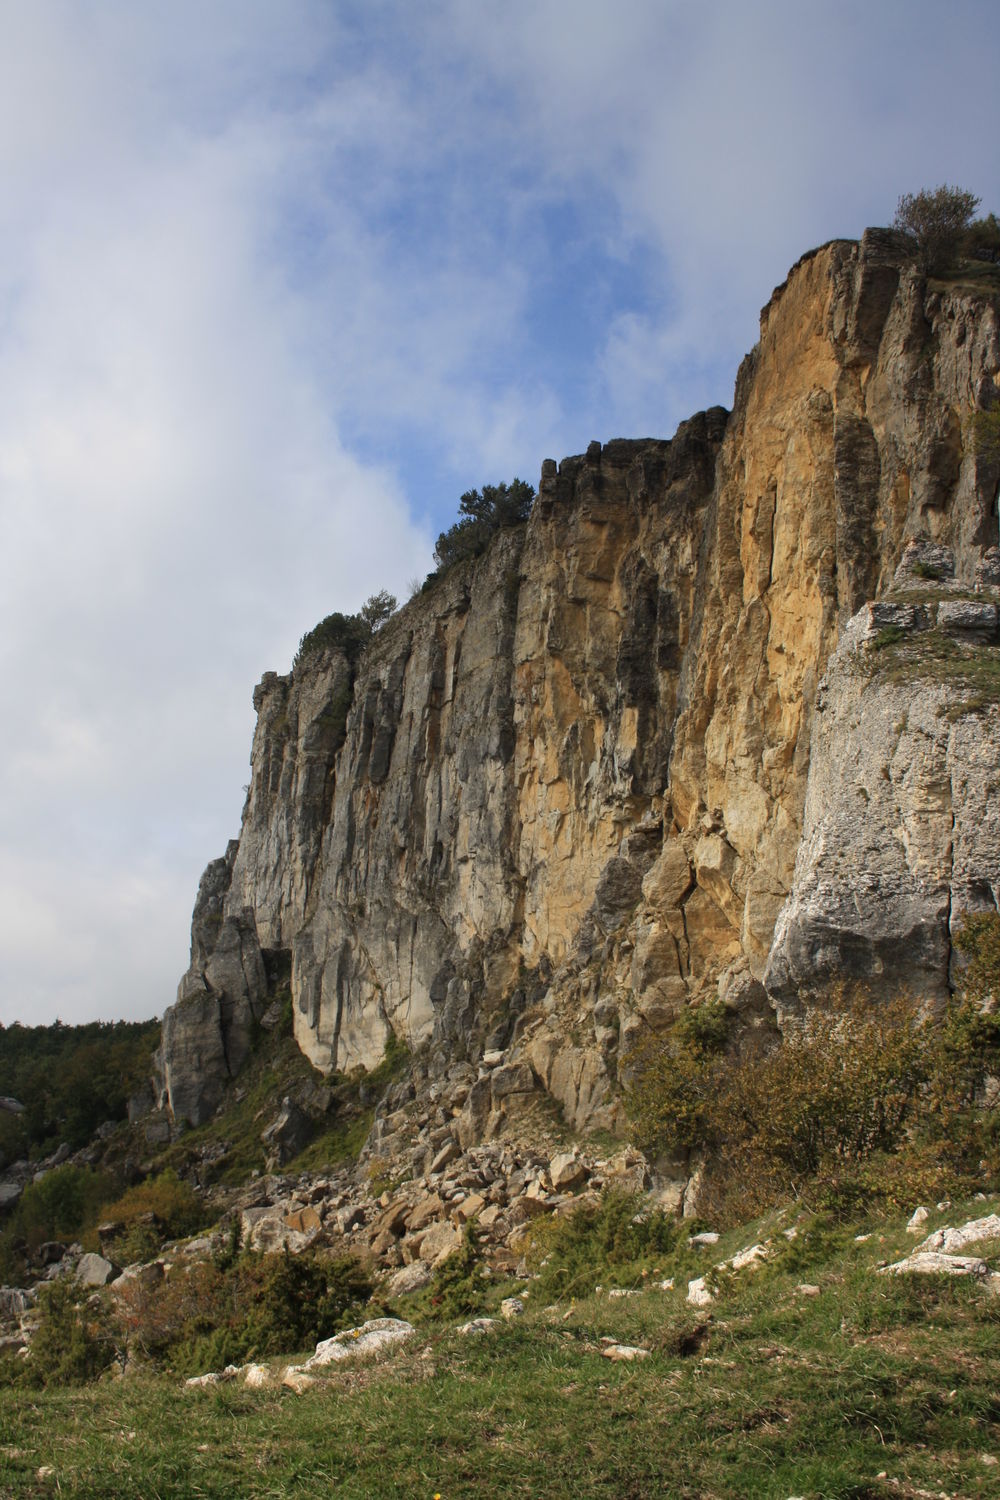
[433,478,535,572]
[893,184,981,272]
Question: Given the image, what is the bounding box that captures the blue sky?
[1,0,998,1025]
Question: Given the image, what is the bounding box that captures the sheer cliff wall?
[157,230,1000,1133]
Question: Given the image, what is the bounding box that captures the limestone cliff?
[156,229,1000,1140]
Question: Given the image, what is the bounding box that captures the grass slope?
[3,1197,999,1498]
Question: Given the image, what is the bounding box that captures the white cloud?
[0,0,998,1025]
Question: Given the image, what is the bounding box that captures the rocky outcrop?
[157,229,1000,1142]
[766,556,1000,1018]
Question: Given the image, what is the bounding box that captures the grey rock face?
[766,604,1000,1016]
[260,1098,313,1167]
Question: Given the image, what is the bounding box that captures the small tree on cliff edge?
[893,185,981,272]
[433,479,535,572]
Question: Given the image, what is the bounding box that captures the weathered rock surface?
[766,592,1000,1016]
[880,1251,989,1278]
[156,229,1000,1153]
[75,1253,119,1287]
[296,1317,415,1368]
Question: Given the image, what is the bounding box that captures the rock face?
[157,230,1000,1138]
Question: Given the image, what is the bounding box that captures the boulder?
[601,1344,650,1362]
[36,1242,68,1266]
[387,1262,432,1296]
[459,1317,497,1335]
[300,1318,415,1367]
[549,1152,587,1191]
[880,1252,988,1277]
[0,1288,35,1321]
[937,599,998,640]
[489,1062,536,1100]
[406,1194,446,1233]
[240,1206,319,1255]
[0,1183,22,1211]
[418,1222,462,1264]
[76,1253,119,1288]
[261,1098,313,1167]
[428,1140,461,1175]
[916,1214,1000,1255]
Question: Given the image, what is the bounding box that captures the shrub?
[893,185,981,273]
[293,590,398,672]
[25,1279,113,1386]
[96,1168,205,1263]
[628,919,1000,1222]
[433,479,534,573]
[420,1223,490,1320]
[965,211,1000,263]
[293,610,370,670]
[5,1164,114,1260]
[529,1190,685,1301]
[107,1247,373,1375]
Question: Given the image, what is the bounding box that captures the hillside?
[1,224,1000,1498]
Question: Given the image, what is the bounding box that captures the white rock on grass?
[730,1243,768,1271]
[689,1232,719,1247]
[243,1364,271,1388]
[458,1318,498,1335]
[687,1277,714,1307]
[879,1252,988,1278]
[500,1297,524,1319]
[906,1206,930,1233]
[917,1214,1000,1255]
[601,1344,650,1362]
[282,1369,317,1394]
[300,1318,415,1369]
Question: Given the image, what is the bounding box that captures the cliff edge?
[153,229,1000,1165]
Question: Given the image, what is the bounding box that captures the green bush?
[5,1164,114,1257]
[95,1168,206,1263]
[627,917,1000,1222]
[529,1190,686,1301]
[24,1279,113,1386]
[116,1248,373,1375]
[420,1223,490,1321]
[432,479,534,574]
[293,610,370,670]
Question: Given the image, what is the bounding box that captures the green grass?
[150,1040,374,1190]
[927,258,1000,298]
[867,627,1000,717]
[3,1196,999,1497]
